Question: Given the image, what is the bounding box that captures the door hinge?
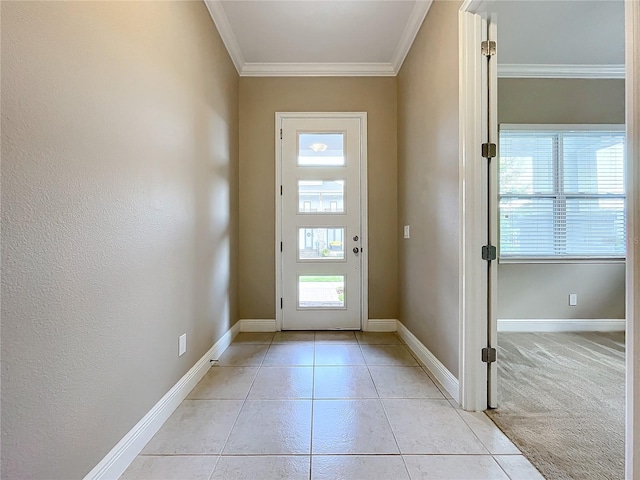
[482,142,496,159]
[280,298,283,309]
[482,244,497,262]
[280,242,283,252]
[482,347,497,363]
[280,128,283,140]
[481,40,496,57]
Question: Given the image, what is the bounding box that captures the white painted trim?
[498,63,625,79]
[365,319,397,332]
[458,9,488,412]
[397,322,460,401]
[203,0,244,74]
[487,13,499,410]
[275,112,368,333]
[240,319,277,332]
[360,115,369,332]
[241,63,396,77]
[498,319,626,333]
[626,0,639,478]
[391,0,433,73]
[275,114,283,333]
[84,322,240,480]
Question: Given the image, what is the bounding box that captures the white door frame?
[275,112,369,332]
[458,0,640,477]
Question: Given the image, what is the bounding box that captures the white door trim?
[459,0,639,477]
[458,8,488,412]
[275,112,368,332]
[626,0,639,476]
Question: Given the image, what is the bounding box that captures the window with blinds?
[498,126,626,259]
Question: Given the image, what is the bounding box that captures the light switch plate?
[569,294,577,306]
[179,334,187,356]
[404,225,410,239]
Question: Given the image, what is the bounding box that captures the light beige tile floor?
[122,331,542,480]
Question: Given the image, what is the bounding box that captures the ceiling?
[205,0,625,78]
[205,0,431,76]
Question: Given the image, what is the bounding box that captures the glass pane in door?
[298,180,344,213]
[298,275,345,309]
[298,133,345,166]
[298,227,345,260]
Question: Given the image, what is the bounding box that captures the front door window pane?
[298,228,345,260]
[298,180,344,213]
[298,275,345,309]
[298,133,345,166]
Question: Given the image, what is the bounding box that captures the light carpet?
[486,332,625,480]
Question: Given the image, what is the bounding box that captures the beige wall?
[499,264,625,319]
[498,78,626,125]
[397,0,462,376]
[0,2,239,479]
[239,77,398,320]
[498,78,626,320]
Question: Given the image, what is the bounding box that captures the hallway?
[121,332,542,479]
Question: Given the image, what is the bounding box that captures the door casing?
[275,112,369,332]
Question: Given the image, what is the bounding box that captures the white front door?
[276,113,366,330]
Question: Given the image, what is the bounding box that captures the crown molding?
[204,0,244,74]
[391,0,434,73]
[204,0,431,77]
[498,63,625,79]
[240,62,396,77]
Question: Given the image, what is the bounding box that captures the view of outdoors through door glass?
[298,275,345,308]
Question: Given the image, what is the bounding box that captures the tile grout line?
[492,455,518,480]
[361,333,414,479]
[215,335,273,461]
[205,455,221,480]
[309,334,317,480]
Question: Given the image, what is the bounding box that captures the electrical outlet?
[569,294,578,306]
[179,334,187,356]
[404,225,410,239]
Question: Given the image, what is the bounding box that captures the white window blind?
[499,127,626,259]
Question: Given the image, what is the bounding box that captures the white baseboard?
[240,319,277,332]
[84,322,240,480]
[397,321,460,401]
[498,318,626,333]
[365,319,398,332]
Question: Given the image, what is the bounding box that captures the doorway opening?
[461,1,634,478]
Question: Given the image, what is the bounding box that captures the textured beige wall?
[397,0,462,376]
[498,78,626,320]
[239,77,398,320]
[1,2,239,479]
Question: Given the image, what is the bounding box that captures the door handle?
[353,247,360,254]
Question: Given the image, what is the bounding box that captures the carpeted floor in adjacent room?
[486,332,625,480]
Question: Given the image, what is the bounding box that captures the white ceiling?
[205,0,625,78]
[205,0,432,76]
